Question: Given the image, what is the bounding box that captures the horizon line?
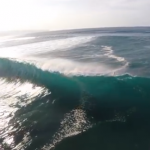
[1,26,150,34]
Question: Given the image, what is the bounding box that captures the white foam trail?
[102,46,125,62]
[0,36,94,58]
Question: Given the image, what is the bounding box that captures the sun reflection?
[0,78,49,148]
[43,109,92,150]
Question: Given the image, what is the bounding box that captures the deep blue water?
[0,27,150,150]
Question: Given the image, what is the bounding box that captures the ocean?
[0,27,150,150]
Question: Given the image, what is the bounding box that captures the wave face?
[0,27,150,150]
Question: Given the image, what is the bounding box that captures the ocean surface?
[0,27,150,150]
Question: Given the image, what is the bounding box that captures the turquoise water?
[0,27,150,150]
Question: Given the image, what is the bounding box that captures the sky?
[0,0,150,31]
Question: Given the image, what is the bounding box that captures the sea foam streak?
[102,46,125,62]
[0,36,94,58]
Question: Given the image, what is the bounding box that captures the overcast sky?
[0,0,150,31]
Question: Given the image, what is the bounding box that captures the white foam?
[28,58,113,76]
[100,46,129,75]
[101,46,125,62]
[0,39,129,76]
[12,56,128,77]
[0,36,94,58]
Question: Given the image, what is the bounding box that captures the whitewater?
[0,27,150,150]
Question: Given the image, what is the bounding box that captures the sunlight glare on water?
[0,78,49,147]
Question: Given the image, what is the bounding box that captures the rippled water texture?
[0,27,150,150]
